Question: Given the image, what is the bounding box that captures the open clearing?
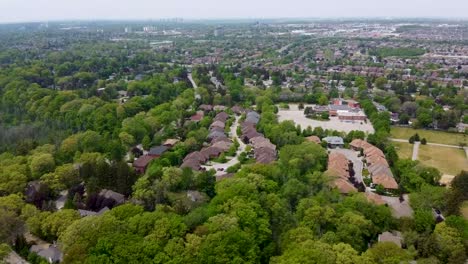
[277,104,375,134]
[392,141,413,159]
[418,145,468,175]
[391,126,467,146]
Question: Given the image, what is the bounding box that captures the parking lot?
[277,104,375,134]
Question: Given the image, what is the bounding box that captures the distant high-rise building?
[214,27,224,37]
[143,26,156,33]
[124,27,132,33]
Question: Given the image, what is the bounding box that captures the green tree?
[364,242,411,264]
[30,153,55,179]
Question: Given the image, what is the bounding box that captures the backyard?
[391,127,467,146]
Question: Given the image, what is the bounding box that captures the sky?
[0,0,467,23]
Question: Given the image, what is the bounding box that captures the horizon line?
[2,16,468,25]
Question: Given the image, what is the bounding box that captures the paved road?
[330,148,363,184]
[201,116,246,176]
[412,141,420,161]
[187,73,201,100]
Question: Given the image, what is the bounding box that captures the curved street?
[201,115,246,176]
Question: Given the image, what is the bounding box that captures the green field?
[418,145,468,175]
[393,141,413,159]
[391,127,468,146]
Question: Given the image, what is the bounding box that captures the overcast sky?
[1,0,467,23]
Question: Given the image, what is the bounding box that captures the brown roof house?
[325,152,357,194]
[330,178,357,194]
[200,146,223,159]
[210,120,225,130]
[215,111,229,122]
[133,155,155,174]
[305,136,321,144]
[372,173,398,190]
[163,139,179,148]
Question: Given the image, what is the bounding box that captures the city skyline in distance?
[1,0,468,23]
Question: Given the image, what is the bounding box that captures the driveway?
[201,115,246,176]
[380,194,414,218]
[330,148,363,183]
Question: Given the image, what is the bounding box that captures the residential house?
[78,207,110,217]
[208,130,227,141]
[373,173,399,190]
[365,192,386,205]
[331,178,357,194]
[213,105,227,111]
[210,120,225,130]
[305,136,321,144]
[199,104,213,112]
[99,189,125,205]
[148,146,168,157]
[323,136,344,148]
[181,159,202,171]
[183,151,208,164]
[133,155,155,174]
[231,106,244,115]
[215,112,229,122]
[211,140,233,152]
[190,112,204,122]
[200,146,223,159]
[353,139,398,190]
[326,152,357,194]
[163,139,179,148]
[378,231,403,248]
[245,111,260,125]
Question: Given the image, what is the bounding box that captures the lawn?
[393,141,413,159]
[418,145,468,175]
[391,126,468,146]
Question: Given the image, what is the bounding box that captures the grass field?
[393,141,413,159]
[418,145,468,175]
[391,127,468,146]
